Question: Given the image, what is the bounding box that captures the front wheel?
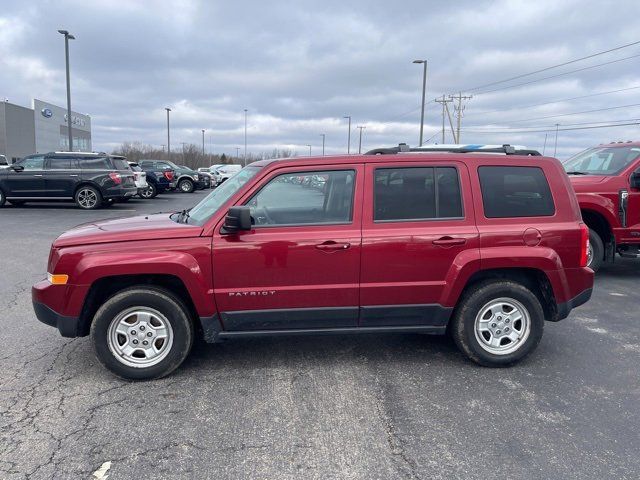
[451,280,544,367]
[178,178,194,193]
[0,189,5,207]
[139,183,157,199]
[587,228,604,272]
[91,287,194,380]
[75,186,102,209]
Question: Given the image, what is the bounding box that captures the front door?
[3,155,45,197]
[212,165,363,331]
[359,162,479,327]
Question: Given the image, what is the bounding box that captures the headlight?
[192,174,199,180]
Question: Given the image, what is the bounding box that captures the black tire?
[587,228,604,272]
[91,287,194,380]
[75,185,102,210]
[0,188,5,207]
[102,199,115,208]
[178,178,194,193]
[139,183,157,199]
[451,280,544,367]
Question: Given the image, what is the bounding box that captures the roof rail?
[365,143,542,156]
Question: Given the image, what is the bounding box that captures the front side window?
[246,170,355,226]
[562,146,640,175]
[478,166,555,218]
[374,167,463,221]
[46,157,77,170]
[17,156,44,170]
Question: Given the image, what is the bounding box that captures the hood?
[53,213,203,248]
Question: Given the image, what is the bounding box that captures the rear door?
[44,156,80,197]
[3,155,46,197]
[360,161,479,327]
[212,165,364,331]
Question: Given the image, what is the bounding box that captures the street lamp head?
[165,107,171,112]
[343,115,350,119]
[58,29,68,35]
[413,59,426,64]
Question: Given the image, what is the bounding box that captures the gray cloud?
[1,0,639,158]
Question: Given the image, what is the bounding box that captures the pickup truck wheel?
[587,228,604,272]
[451,280,544,367]
[178,178,194,193]
[75,186,102,209]
[91,288,194,380]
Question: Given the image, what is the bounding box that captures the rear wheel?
[75,186,102,210]
[587,228,604,272]
[91,287,194,380]
[0,189,5,207]
[451,280,544,367]
[139,183,157,199]
[178,178,194,193]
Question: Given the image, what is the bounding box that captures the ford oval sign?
[41,108,53,118]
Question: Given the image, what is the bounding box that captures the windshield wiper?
[565,171,587,175]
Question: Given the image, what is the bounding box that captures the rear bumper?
[33,301,80,337]
[556,287,593,321]
[103,185,138,200]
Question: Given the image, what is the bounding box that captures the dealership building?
[0,99,92,163]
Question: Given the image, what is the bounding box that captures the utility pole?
[58,30,75,151]
[449,92,472,143]
[357,126,366,153]
[542,133,548,155]
[343,116,351,154]
[306,144,312,156]
[243,109,248,167]
[320,134,326,156]
[161,144,165,153]
[554,124,560,157]
[413,59,427,146]
[235,147,240,160]
[180,142,187,165]
[165,107,171,159]
[201,129,205,155]
[435,95,453,143]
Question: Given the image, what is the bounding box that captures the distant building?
[0,99,92,163]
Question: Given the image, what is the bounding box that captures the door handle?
[33,174,43,177]
[69,174,79,177]
[315,241,351,252]
[432,236,466,247]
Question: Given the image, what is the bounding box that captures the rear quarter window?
[78,157,111,169]
[111,158,130,170]
[478,166,555,218]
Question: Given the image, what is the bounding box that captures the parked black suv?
[0,152,137,209]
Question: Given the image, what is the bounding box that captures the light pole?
[165,107,171,159]
[243,109,248,167]
[201,129,205,155]
[320,134,325,156]
[413,59,427,146]
[343,116,351,154]
[236,147,240,160]
[554,123,560,157]
[306,144,312,156]
[58,30,75,151]
[357,126,366,154]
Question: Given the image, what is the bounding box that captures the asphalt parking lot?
[1,191,639,479]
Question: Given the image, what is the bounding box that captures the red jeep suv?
[32,146,593,379]
[563,141,640,271]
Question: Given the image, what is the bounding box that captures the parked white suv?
[0,155,8,169]
[213,164,242,185]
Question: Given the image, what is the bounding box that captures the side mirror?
[10,165,24,172]
[631,171,640,189]
[221,206,252,235]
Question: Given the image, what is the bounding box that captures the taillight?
[163,171,174,180]
[109,172,122,185]
[579,223,590,267]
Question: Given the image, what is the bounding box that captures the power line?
[462,121,640,135]
[467,117,640,131]
[466,102,640,127]
[472,52,640,95]
[464,39,640,92]
[467,85,640,116]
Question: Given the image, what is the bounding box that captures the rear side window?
[478,166,555,218]
[111,158,130,170]
[78,157,111,169]
[374,167,463,221]
[47,157,77,170]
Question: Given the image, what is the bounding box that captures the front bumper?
[33,301,80,337]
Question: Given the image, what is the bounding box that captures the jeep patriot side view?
[32,149,594,379]
[562,141,640,271]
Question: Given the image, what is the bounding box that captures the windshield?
[563,146,640,175]
[187,166,260,225]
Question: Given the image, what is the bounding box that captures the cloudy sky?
[1,0,639,159]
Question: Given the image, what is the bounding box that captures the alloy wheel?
[77,188,98,209]
[474,297,531,355]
